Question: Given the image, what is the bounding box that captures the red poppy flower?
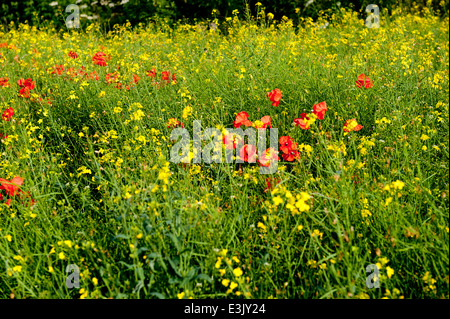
[260,115,272,128]
[0,176,24,197]
[161,71,170,82]
[258,147,279,167]
[68,51,78,59]
[282,149,300,162]
[133,74,141,84]
[233,111,253,128]
[17,78,35,98]
[17,78,35,90]
[18,88,31,98]
[267,88,282,107]
[239,144,257,162]
[313,101,327,120]
[0,77,9,87]
[147,69,157,77]
[161,71,176,84]
[343,118,363,132]
[0,133,8,140]
[92,51,109,66]
[293,113,311,130]
[253,116,272,129]
[279,136,295,154]
[356,74,373,88]
[2,107,14,121]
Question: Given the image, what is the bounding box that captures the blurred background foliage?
[0,0,448,31]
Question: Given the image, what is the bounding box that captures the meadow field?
[0,5,449,299]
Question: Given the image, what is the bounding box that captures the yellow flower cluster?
[422,271,437,293]
[182,106,193,119]
[265,185,311,215]
[157,161,172,185]
[327,141,347,158]
[383,180,405,192]
[297,143,313,157]
[215,249,251,297]
[360,197,371,219]
[375,257,394,281]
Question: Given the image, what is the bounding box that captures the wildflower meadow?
[0,3,449,300]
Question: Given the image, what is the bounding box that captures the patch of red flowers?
[0,42,16,50]
[0,176,23,197]
[0,176,35,207]
[52,65,66,76]
[293,113,311,130]
[133,74,141,84]
[161,71,176,84]
[92,51,110,66]
[147,69,157,77]
[17,78,35,98]
[356,74,373,88]
[279,136,300,162]
[312,101,327,120]
[293,101,327,130]
[68,51,78,59]
[145,69,177,88]
[233,111,253,128]
[254,115,272,129]
[105,72,119,84]
[261,116,272,128]
[2,107,14,121]
[82,70,100,81]
[267,88,282,107]
[0,77,9,87]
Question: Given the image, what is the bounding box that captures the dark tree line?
[0,0,447,31]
